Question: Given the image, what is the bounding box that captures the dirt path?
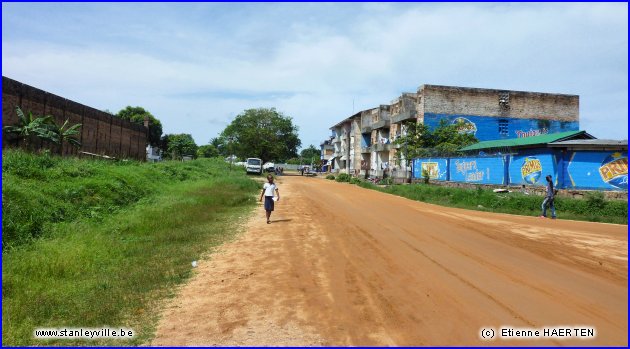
[152,176,627,346]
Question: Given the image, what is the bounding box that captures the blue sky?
[2,3,628,148]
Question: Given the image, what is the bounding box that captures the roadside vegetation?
[2,149,259,346]
[339,177,627,224]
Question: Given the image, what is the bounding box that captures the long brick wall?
[2,76,147,160]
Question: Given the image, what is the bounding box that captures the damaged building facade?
[324,85,580,180]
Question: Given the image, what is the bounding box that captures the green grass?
[2,149,250,249]
[2,150,259,346]
[348,179,627,225]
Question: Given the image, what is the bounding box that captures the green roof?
[460,130,594,152]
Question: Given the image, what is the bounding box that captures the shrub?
[378,177,393,185]
[335,173,351,182]
[349,177,362,185]
[325,174,335,180]
[422,169,430,184]
[585,191,606,211]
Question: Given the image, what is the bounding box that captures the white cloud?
[2,3,627,145]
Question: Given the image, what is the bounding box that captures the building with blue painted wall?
[324,84,581,179]
[412,131,628,191]
[419,85,580,142]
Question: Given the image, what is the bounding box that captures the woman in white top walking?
[260,174,280,224]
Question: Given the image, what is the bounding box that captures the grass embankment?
[328,176,627,224]
[2,150,260,346]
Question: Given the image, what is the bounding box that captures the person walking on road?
[540,174,557,219]
[260,174,280,224]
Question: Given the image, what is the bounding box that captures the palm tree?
[3,107,52,150]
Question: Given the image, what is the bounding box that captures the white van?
[246,158,263,175]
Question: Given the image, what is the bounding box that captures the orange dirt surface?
[151,175,627,346]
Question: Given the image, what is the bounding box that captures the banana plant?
[3,107,53,150]
[40,119,82,154]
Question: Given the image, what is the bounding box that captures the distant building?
[146,145,162,162]
[324,84,581,180]
[320,137,334,172]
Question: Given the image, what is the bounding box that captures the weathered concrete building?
[418,85,579,141]
[324,84,580,178]
[330,117,351,172]
[387,93,418,178]
[320,137,334,171]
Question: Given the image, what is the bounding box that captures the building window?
[498,119,509,136]
[499,91,510,110]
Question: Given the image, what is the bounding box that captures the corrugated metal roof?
[459,130,594,151]
[548,139,627,147]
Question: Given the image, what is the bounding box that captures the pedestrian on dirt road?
[540,174,557,219]
[260,174,280,224]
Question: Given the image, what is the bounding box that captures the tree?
[300,144,320,164]
[197,144,220,158]
[209,136,229,157]
[394,119,478,166]
[116,106,163,146]
[159,134,172,157]
[3,107,53,150]
[219,108,301,164]
[165,134,198,160]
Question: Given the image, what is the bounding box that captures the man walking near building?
[540,175,557,219]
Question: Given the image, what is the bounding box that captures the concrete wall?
[2,76,148,160]
[419,85,579,122]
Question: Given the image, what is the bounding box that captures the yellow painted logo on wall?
[599,153,627,189]
[452,117,477,135]
[521,157,542,184]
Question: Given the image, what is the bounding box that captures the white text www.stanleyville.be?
[34,327,134,339]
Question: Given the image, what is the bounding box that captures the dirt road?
[152,175,627,346]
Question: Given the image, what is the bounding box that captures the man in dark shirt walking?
[540,174,557,219]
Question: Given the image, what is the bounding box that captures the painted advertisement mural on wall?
[509,150,558,187]
[449,156,505,184]
[412,158,448,180]
[423,113,579,142]
[411,150,627,190]
[567,151,628,190]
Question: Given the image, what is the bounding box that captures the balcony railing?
[374,143,391,152]
[361,125,372,133]
[333,136,341,143]
[372,119,390,129]
[390,110,417,124]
